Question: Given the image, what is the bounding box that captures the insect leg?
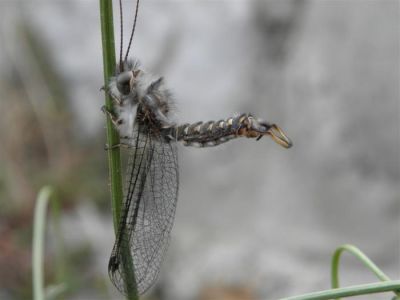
[101,105,124,128]
[104,140,135,150]
[102,85,122,105]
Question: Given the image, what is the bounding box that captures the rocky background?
[0,1,398,299]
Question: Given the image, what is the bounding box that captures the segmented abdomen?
[173,113,267,147]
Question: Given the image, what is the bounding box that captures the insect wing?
[108,122,179,295]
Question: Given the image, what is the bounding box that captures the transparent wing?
[108,122,179,295]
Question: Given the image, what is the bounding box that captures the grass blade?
[282,280,400,300]
[32,186,54,300]
[331,244,400,299]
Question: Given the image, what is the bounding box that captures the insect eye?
[117,71,133,95]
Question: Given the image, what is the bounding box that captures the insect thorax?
[107,59,175,138]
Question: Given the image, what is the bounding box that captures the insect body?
[103,60,292,295]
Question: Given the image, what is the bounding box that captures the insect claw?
[266,124,292,148]
[101,105,114,117]
[101,86,122,105]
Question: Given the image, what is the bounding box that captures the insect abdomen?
[175,113,260,147]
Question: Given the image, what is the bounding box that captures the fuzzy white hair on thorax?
[106,59,175,138]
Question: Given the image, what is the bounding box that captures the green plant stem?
[99,0,123,230]
[331,244,399,298]
[99,1,138,299]
[282,280,400,300]
[50,191,65,296]
[32,186,53,300]
[32,187,67,300]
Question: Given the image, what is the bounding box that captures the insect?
[102,0,292,296]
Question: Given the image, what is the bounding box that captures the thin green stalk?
[331,244,400,299]
[282,280,400,300]
[99,0,123,230]
[32,187,67,300]
[32,186,53,300]
[50,191,66,295]
[99,1,139,299]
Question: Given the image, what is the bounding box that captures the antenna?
[118,0,123,72]
[124,0,140,62]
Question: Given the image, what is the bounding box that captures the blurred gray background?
[0,0,398,300]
